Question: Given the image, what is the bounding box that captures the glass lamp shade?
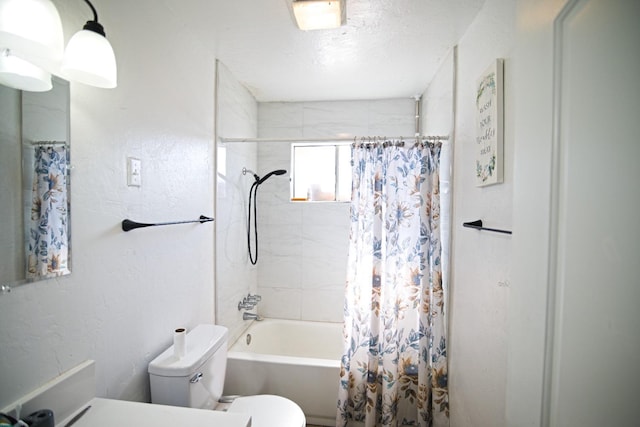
[0,49,52,91]
[61,29,117,88]
[293,0,345,30]
[0,0,64,73]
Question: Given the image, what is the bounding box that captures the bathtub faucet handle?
[247,294,262,303]
[238,298,256,311]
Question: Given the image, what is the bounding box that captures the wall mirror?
[0,77,71,290]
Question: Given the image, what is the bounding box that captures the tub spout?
[243,312,263,321]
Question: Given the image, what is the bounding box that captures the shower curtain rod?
[25,141,68,146]
[219,135,449,143]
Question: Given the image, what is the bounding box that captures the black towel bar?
[462,219,512,235]
[122,215,214,232]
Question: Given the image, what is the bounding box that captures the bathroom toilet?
[148,324,305,427]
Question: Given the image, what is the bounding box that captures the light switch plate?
[127,157,142,187]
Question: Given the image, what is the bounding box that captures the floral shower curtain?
[27,144,70,279]
[337,140,449,427]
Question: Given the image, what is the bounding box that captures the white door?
[548,0,640,425]
[509,0,640,425]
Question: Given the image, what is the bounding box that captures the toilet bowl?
[227,395,305,426]
[148,324,305,427]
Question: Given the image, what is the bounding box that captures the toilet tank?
[148,324,228,410]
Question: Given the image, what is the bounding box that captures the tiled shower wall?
[254,100,416,322]
[215,65,418,328]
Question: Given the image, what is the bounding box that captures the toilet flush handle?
[190,372,204,383]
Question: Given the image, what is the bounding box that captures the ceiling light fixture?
[292,0,346,31]
[61,0,117,88]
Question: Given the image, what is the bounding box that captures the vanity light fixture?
[61,0,117,88]
[292,0,345,31]
[0,0,64,91]
[0,48,52,91]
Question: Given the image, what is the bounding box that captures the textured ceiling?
[175,0,485,102]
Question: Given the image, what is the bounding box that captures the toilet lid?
[227,395,305,427]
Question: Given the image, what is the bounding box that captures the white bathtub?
[224,318,343,426]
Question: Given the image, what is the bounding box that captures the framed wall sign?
[475,58,504,186]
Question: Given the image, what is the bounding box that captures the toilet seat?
[227,395,305,427]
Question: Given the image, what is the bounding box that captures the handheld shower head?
[256,169,287,185]
[246,168,288,265]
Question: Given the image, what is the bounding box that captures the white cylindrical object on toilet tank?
[174,327,186,359]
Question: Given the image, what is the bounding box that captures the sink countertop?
[58,398,251,427]
[3,361,250,427]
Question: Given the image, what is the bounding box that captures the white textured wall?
[422,52,455,138]
[215,63,259,344]
[421,48,455,311]
[0,0,216,408]
[255,100,415,322]
[425,0,517,426]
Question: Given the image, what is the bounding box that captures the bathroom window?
[291,143,351,202]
